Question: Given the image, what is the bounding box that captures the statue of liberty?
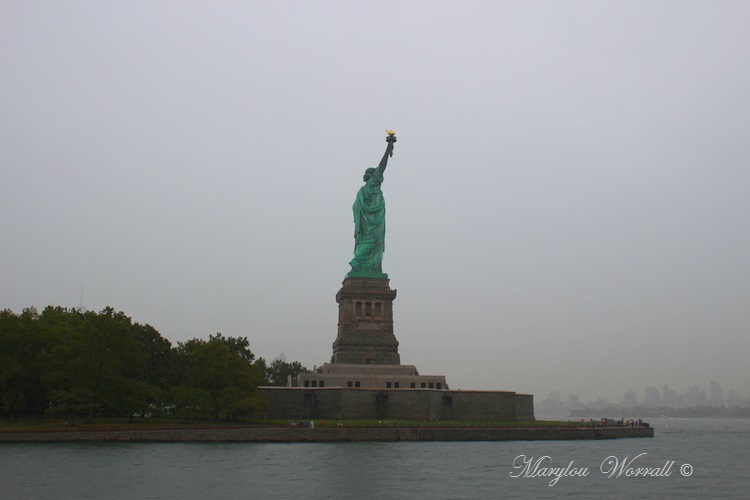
[348,131,396,277]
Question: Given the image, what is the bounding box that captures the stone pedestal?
[331,276,400,365]
[298,363,447,390]
[264,274,535,422]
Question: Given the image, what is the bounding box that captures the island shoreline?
[0,425,653,442]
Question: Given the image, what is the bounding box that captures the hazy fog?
[2,1,749,402]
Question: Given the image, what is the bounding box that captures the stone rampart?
[260,387,535,421]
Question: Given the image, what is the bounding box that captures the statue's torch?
[386,129,396,156]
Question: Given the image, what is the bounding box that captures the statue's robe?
[349,168,385,273]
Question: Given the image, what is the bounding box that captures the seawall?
[0,425,653,443]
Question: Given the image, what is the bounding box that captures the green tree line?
[0,306,309,421]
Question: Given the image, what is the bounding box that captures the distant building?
[644,387,660,408]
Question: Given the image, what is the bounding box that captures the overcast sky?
[2,1,749,403]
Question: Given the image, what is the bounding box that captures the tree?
[40,307,142,420]
[0,308,47,419]
[27,306,170,421]
[170,386,212,423]
[254,357,269,385]
[210,333,255,364]
[265,359,310,386]
[173,335,264,420]
[0,305,302,422]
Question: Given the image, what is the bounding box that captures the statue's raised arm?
[378,130,397,175]
[348,131,397,278]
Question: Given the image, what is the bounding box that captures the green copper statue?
[348,131,397,277]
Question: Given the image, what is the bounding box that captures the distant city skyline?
[537,379,749,415]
